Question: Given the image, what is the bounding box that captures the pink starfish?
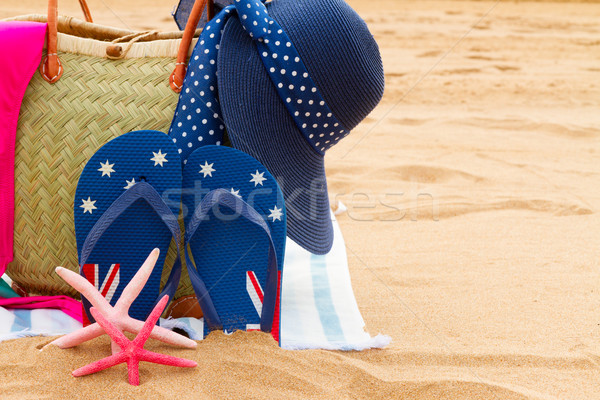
[73,295,197,385]
[51,249,196,353]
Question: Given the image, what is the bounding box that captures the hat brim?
[218,14,333,255]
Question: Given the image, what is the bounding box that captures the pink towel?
[0,21,46,276]
[0,296,83,323]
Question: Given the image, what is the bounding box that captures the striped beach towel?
[279,213,390,350]
[1,216,389,350]
[0,306,81,342]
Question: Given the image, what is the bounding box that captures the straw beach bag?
[4,0,210,298]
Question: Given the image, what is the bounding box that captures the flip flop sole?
[74,130,182,322]
[183,145,286,337]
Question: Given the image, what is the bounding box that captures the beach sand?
[1,0,600,398]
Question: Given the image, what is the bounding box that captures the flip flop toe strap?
[79,182,183,319]
[185,188,279,333]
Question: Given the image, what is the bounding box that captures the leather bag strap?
[169,0,214,92]
[41,0,93,83]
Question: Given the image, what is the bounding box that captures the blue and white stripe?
[0,306,80,341]
[279,213,390,350]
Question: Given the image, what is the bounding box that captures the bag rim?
[3,14,200,58]
[3,14,201,41]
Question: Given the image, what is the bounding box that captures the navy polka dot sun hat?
[217,0,384,254]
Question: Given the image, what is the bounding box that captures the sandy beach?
[2,0,600,398]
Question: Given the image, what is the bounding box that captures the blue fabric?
[310,253,344,342]
[170,0,351,159]
[168,6,236,164]
[218,0,384,254]
[233,0,350,155]
[182,145,286,336]
[12,309,31,331]
[74,130,182,322]
[172,0,233,31]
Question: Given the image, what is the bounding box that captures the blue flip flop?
[182,145,286,340]
[74,130,183,323]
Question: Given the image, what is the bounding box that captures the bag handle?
[78,0,94,23]
[169,0,214,92]
[40,0,212,87]
[40,0,93,83]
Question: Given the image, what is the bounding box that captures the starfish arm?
[123,318,197,349]
[72,352,127,377]
[148,325,197,348]
[139,349,197,368]
[50,323,104,348]
[115,249,159,313]
[90,307,130,350]
[134,295,169,347]
[127,359,140,386]
[55,267,112,315]
[111,339,121,355]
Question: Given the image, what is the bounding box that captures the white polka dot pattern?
[168,6,236,164]
[170,0,350,160]
[233,0,350,154]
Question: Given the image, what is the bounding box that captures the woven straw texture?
[8,31,196,299]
